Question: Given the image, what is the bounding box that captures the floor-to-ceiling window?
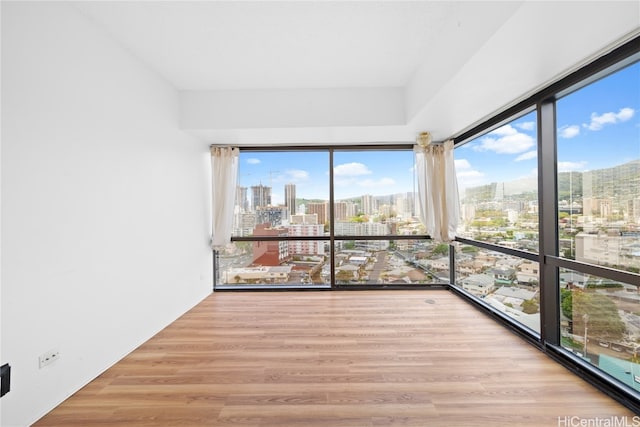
[555,59,640,389]
[216,150,330,288]
[452,110,541,334]
[214,147,447,289]
[450,40,639,406]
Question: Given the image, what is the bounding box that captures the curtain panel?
[414,138,460,242]
[210,146,239,249]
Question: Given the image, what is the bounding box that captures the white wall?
[1,3,212,426]
[181,87,405,130]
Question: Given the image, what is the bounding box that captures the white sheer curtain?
[414,134,460,242]
[210,146,239,250]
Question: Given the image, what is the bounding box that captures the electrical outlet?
[39,349,60,369]
[0,364,10,397]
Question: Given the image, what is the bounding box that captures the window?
[453,242,540,333]
[556,61,640,275]
[560,267,640,391]
[231,150,329,237]
[333,150,418,236]
[215,147,440,288]
[456,111,539,254]
[556,61,640,387]
[451,110,540,334]
[335,239,448,286]
[450,55,639,400]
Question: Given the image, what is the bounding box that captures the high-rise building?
[251,184,271,210]
[288,223,325,256]
[256,206,288,228]
[291,213,318,225]
[335,201,357,220]
[335,221,389,236]
[285,183,296,215]
[307,202,328,225]
[234,212,256,237]
[362,194,374,215]
[253,223,289,266]
[236,186,248,212]
[334,201,348,221]
[394,193,414,219]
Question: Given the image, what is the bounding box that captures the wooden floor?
[35,290,636,426]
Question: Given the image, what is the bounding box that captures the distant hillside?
[465,159,639,203]
[463,176,537,202]
[582,159,640,199]
[558,171,583,201]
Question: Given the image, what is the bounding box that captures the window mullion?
[538,99,560,346]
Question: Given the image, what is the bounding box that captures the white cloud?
[488,124,518,137]
[360,177,396,187]
[335,176,395,192]
[457,169,485,180]
[472,124,535,154]
[454,159,472,170]
[516,121,535,131]
[334,162,372,176]
[583,107,635,131]
[618,107,635,121]
[557,161,587,172]
[515,150,537,161]
[246,158,261,165]
[454,158,485,190]
[285,169,309,181]
[559,125,580,139]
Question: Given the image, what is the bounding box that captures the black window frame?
[216,144,448,291]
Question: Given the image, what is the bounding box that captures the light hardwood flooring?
[34,290,637,426]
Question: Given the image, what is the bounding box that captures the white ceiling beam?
[180,87,405,130]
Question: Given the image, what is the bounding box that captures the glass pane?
[233,151,330,237]
[453,243,540,333]
[456,111,539,253]
[216,241,330,288]
[557,61,640,275]
[335,240,448,285]
[560,267,640,391]
[333,150,422,236]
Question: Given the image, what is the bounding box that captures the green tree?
[336,269,354,282]
[569,290,626,341]
[350,213,367,223]
[432,243,449,256]
[522,299,539,314]
[563,248,575,260]
[560,288,572,319]
[343,241,356,250]
[461,245,479,254]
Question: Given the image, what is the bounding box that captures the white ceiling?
[74,1,506,91]
[73,1,640,145]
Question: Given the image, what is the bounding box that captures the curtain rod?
[208,143,417,151]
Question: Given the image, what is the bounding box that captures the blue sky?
[238,150,415,203]
[456,60,640,194]
[239,61,639,204]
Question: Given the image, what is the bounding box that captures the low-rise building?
[460,274,495,296]
[223,265,293,284]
